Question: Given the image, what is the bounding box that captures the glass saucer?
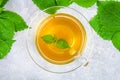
[26,6,94,73]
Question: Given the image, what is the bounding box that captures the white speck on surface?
[0,0,120,80]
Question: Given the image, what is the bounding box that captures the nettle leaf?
[89,15,114,40]
[89,15,100,32]
[41,34,70,49]
[5,39,15,47]
[90,1,120,40]
[56,39,70,49]
[0,39,14,59]
[0,8,3,13]
[32,0,56,11]
[112,32,120,51]
[0,1,28,59]
[98,29,115,40]
[45,7,60,14]
[32,0,72,14]
[41,34,56,44]
[32,0,97,14]
[98,1,120,28]
[0,11,28,32]
[98,1,120,39]
[74,0,97,8]
[90,1,120,51]
[56,0,72,6]
[0,0,8,7]
[0,18,15,40]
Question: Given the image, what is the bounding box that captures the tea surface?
[36,13,86,64]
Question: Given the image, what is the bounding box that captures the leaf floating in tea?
[41,34,56,44]
[41,34,70,49]
[56,39,70,49]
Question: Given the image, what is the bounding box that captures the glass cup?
[27,6,94,73]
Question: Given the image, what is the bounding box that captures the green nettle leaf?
[0,8,3,13]
[89,15,100,32]
[32,0,97,14]
[56,0,72,6]
[98,1,120,28]
[0,0,8,7]
[32,0,56,10]
[89,1,120,51]
[41,34,56,44]
[97,1,120,40]
[41,34,70,49]
[32,0,72,14]
[112,32,120,51]
[74,0,97,8]
[98,30,115,40]
[90,15,117,40]
[44,7,60,14]
[56,39,70,49]
[0,11,28,32]
[0,0,28,59]
[90,1,120,40]
[0,18,15,40]
[5,39,15,47]
[0,10,28,59]
[0,39,12,59]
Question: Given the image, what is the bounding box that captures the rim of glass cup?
[26,6,94,74]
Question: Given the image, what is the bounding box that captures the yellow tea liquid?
[36,13,86,64]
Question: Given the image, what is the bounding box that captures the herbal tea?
[36,13,86,64]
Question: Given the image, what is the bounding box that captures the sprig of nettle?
[89,1,120,51]
[32,0,97,14]
[33,0,120,51]
[41,34,70,49]
[0,0,28,59]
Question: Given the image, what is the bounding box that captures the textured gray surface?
[0,0,120,80]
